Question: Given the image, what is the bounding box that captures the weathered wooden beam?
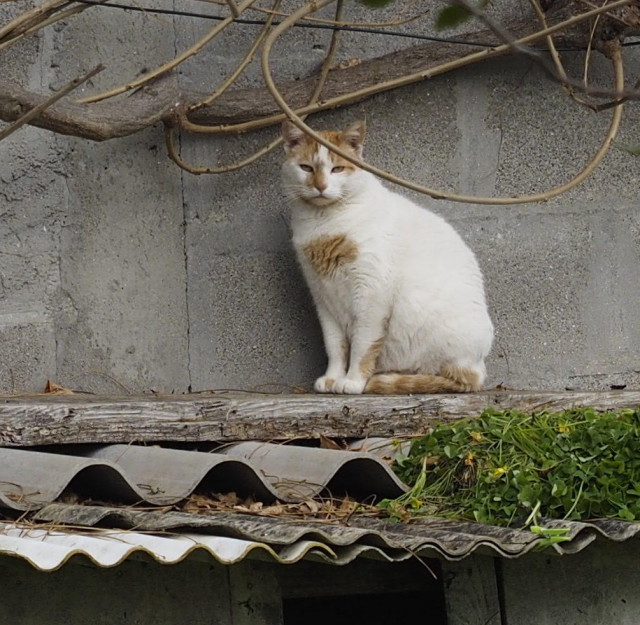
[0,390,638,447]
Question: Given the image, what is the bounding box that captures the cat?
[281,119,493,395]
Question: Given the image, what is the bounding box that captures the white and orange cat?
[281,119,493,395]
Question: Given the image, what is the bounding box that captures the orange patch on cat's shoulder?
[303,234,358,277]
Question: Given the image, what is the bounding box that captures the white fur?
[281,133,493,395]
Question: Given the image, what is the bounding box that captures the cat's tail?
[364,367,482,394]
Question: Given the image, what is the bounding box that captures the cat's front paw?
[314,376,335,393]
[331,377,367,395]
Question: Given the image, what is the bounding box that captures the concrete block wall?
[0,1,638,394]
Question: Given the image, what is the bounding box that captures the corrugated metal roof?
[0,521,339,571]
[3,503,638,571]
[1,443,639,570]
[35,503,640,557]
[0,443,406,511]
[34,503,548,559]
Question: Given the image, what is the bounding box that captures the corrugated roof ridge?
[0,442,406,511]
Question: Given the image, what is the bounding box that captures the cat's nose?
[314,177,328,193]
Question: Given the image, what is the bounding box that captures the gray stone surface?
[0,1,639,394]
[0,556,233,625]
[502,539,640,625]
[55,130,189,394]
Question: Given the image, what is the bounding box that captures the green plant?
[435,1,490,30]
[383,407,640,526]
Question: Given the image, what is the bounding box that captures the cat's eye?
[332,166,345,173]
[299,164,313,172]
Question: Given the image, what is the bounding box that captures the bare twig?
[0,0,110,52]
[576,0,640,28]
[77,0,258,104]
[453,0,633,100]
[165,128,282,173]
[2,1,637,142]
[591,77,640,111]
[0,72,178,140]
[582,3,603,87]
[165,0,285,172]
[0,0,635,203]
[261,0,625,205]
[451,0,541,57]
[187,0,283,113]
[179,0,640,140]
[224,0,240,18]
[528,0,568,81]
[242,1,429,29]
[0,65,103,142]
[168,0,345,174]
[0,0,69,41]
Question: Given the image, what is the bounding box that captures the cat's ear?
[282,120,306,154]
[342,120,366,158]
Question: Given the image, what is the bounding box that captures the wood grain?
[0,390,638,447]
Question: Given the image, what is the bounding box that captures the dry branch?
[261,0,626,204]
[0,73,178,140]
[0,25,514,139]
[0,21,598,140]
[0,65,102,141]
[168,0,344,174]
[187,21,539,129]
[1,0,638,142]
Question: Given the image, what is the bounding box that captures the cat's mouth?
[304,194,339,208]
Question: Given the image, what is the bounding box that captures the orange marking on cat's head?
[281,121,366,166]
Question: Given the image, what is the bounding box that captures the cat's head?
[280,120,366,207]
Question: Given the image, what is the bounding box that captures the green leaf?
[618,506,635,521]
[435,1,490,31]
[619,143,640,156]
[435,5,472,30]
[380,407,640,526]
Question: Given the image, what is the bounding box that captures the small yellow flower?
[558,423,571,433]
[492,466,507,478]
[465,451,475,466]
[470,431,483,442]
